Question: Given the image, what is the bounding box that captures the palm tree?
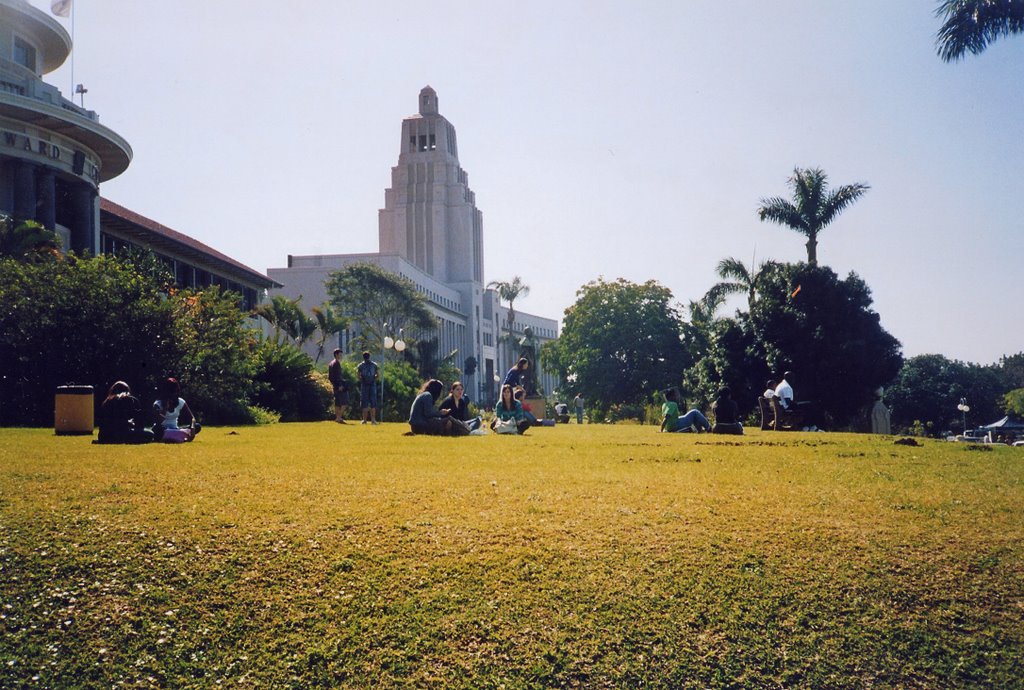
[487,276,530,339]
[705,256,782,311]
[757,167,869,265]
[253,295,309,345]
[311,303,349,364]
[936,0,1024,62]
[0,217,62,262]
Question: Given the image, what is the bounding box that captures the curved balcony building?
[0,0,131,253]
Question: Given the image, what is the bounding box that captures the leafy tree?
[0,216,62,263]
[748,262,903,427]
[487,276,530,339]
[543,278,687,421]
[936,0,1024,62]
[757,167,869,265]
[1004,388,1024,417]
[325,263,435,355]
[377,359,421,423]
[704,256,782,311]
[168,286,258,424]
[887,354,1004,434]
[0,254,177,425]
[997,352,1024,390]
[250,338,331,422]
[410,337,460,382]
[682,316,766,419]
[310,303,348,364]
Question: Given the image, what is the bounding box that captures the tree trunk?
[805,236,818,265]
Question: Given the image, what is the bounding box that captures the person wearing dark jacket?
[438,381,481,431]
[97,381,153,444]
[409,380,469,436]
[711,386,744,435]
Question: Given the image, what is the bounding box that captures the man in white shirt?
[775,371,819,430]
[774,373,795,409]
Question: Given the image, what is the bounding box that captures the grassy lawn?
[1,424,1022,688]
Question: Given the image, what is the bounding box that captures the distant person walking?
[328,348,349,424]
[573,393,584,424]
[357,351,380,425]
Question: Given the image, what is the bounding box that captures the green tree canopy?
[0,254,178,425]
[1004,388,1024,417]
[0,216,62,263]
[543,278,687,420]
[757,167,869,265]
[325,263,436,355]
[746,262,903,426]
[887,354,1006,434]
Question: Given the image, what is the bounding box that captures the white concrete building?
[269,87,559,404]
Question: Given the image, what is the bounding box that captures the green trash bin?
[55,385,94,435]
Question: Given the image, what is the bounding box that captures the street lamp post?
[957,398,970,436]
[381,324,405,418]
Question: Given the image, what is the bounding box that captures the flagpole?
[69,2,75,96]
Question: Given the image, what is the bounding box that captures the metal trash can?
[55,385,94,435]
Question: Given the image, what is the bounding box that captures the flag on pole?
[51,0,72,18]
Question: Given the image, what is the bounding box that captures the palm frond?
[936,0,1024,62]
[757,198,806,233]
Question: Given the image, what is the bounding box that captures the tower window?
[418,135,427,151]
[429,134,436,150]
[409,135,416,152]
[13,37,36,72]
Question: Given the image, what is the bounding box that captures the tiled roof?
[99,198,280,288]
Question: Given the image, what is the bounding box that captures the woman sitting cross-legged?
[491,383,530,434]
[409,379,470,436]
[660,388,710,433]
[152,377,201,443]
[438,380,482,431]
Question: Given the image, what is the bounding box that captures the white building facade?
[269,87,559,404]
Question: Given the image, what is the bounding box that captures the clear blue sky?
[41,1,1023,365]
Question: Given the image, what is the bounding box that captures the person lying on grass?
[660,388,710,433]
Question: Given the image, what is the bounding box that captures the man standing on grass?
[357,351,380,425]
[573,393,584,424]
[328,348,349,424]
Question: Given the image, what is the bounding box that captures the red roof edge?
[99,198,281,288]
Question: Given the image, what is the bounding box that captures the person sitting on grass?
[438,380,481,431]
[513,387,539,427]
[711,386,743,435]
[408,379,469,436]
[660,388,710,433]
[152,377,201,443]
[97,381,153,444]
[491,383,529,434]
